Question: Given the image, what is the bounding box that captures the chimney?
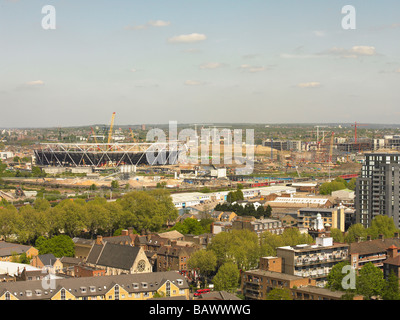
[96,235,103,245]
[367,235,371,241]
[121,229,128,236]
[387,245,398,259]
[128,227,133,235]
[210,222,214,234]
[378,234,384,241]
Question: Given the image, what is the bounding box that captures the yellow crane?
[129,128,138,143]
[107,112,116,145]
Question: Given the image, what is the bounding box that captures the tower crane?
[107,112,116,146]
[351,121,367,152]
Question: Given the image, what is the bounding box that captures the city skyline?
[1,0,400,128]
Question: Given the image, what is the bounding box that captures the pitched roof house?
[85,239,152,275]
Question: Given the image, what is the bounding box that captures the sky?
[1,0,400,128]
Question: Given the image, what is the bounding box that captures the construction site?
[1,115,399,203]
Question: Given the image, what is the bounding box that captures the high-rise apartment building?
[355,152,400,229]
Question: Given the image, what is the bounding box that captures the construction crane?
[90,127,102,151]
[351,122,367,153]
[107,112,116,146]
[329,132,335,163]
[129,128,137,143]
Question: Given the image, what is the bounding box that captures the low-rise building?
[0,242,38,262]
[349,234,400,272]
[276,236,349,288]
[297,207,346,233]
[241,256,362,300]
[232,216,284,236]
[383,245,400,284]
[85,238,152,275]
[0,271,189,300]
[30,254,63,274]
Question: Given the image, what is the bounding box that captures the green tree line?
[0,189,178,245]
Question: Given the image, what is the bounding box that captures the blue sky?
[1,0,400,127]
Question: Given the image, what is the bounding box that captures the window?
[166,281,171,297]
[61,289,66,300]
[5,292,10,300]
[114,285,119,300]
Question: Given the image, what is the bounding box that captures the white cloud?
[148,20,171,27]
[125,20,171,31]
[239,64,266,73]
[168,33,207,44]
[297,82,321,88]
[320,46,378,58]
[26,80,45,86]
[200,62,223,70]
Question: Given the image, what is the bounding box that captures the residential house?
[383,245,400,284]
[232,216,284,236]
[72,238,94,261]
[103,227,138,246]
[211,211,237,222]
[156,241,198,276]
[30,254,63,274]
[0,271,189,300]
[0,242,38,262]
[349,233,400,272]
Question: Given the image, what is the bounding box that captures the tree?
[265,288,293,300]
[207,230,260,270]
[344,223,367,243]
[188,250,217,279]
[0,206,18,241]
[366,215,400,240]
[330,228,345,243]
[319,181,346,195]
[212,262,240,293]
[347,178,356,191]
[356,262,385,299]
[35,235,75,258]
[260,228,313,257]
[382,270,400,300]
[52,199,87,238]
[119,190,178,232]
[265,204,272,218]
[170,218,210,236]
[326,261,351,291]
[111,180,119,189]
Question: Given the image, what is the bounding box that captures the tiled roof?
[0,271,188,300]
[0,242,35,257]
[86,242,141,270]
[349,238,400,255]
[384,255,400,266]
